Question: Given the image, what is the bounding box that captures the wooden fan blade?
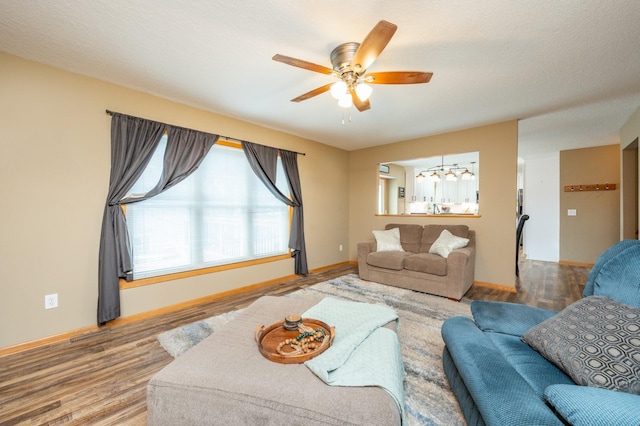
[291,84,333,102]
[351,90,371,112]
[351,20,398,73]
[272,54,335,75]
[364,71,433,84]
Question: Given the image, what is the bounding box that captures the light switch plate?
[568,209,577,216]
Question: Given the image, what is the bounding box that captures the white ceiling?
[1,1,639,157]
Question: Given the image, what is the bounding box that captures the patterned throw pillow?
[522,296,640,395]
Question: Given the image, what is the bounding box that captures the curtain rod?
[105,109,305,156]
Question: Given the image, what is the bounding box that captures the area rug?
[158,274,471,426]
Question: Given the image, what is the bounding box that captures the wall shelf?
[563,183,616,192]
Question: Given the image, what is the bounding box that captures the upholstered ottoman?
[147,295,401,425]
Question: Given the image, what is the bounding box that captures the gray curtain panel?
[98,114,218,325]
[123,126,219,202]
[98,114,167,325]
[242,141,308,275]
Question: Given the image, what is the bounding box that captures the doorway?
[622,138,638,239]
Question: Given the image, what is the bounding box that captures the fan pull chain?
[341,112,352,125]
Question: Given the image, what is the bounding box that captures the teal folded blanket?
[303,297,405,424]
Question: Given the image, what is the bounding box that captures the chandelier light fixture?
[415,156,476,183]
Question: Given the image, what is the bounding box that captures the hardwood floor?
[465,257,589,311]
[0,260,589,425]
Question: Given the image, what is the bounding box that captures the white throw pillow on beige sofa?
[429,229,469,258]
[373,228,404,252]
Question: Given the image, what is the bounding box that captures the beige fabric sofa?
[357,224,475,300]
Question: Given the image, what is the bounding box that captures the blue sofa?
[442,240,640,425]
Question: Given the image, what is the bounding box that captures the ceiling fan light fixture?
[272,20,432,113]
[355,83,372,101]
[338,94,353,108]
[330,81,347,99]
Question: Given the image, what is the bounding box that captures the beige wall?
[559,145,620,263]
[0,53,350,349]
[348,120,519,287]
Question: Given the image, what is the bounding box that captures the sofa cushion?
[485,333,573,398]
[428,230,469,258]
[404,253,447,275]
[544,384,640,426]
[419,225,469,253]
[471,301,558,336]
[583,239,640,298]
[366,251,409,270]
[372,227,404,252]
[589,241,640,308]
[522,296,640,395]
[385,223,423,253]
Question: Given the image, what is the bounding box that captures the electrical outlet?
[45,293,58,309]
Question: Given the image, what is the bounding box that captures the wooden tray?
[255,318,334,364]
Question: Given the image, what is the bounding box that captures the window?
[125,136,290,280]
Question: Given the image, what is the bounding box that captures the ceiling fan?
[272,20,432,112]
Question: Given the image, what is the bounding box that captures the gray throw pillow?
[522,296,640,395]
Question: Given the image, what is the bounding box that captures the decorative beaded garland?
[276,323,327,356]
